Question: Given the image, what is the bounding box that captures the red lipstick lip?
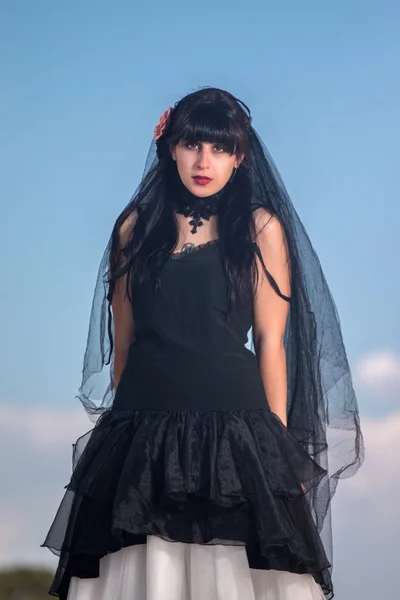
[193,176,212,182]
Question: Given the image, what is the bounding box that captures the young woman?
[42,87,364,599]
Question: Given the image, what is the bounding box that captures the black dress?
[43,239,330,599]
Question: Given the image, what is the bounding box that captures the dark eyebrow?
[182,139,230,150]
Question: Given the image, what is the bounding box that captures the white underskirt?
[67,536,325,600]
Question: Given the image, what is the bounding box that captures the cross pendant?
[189,217,204,235]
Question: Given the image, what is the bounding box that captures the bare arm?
[252,208,291,426]
[111,211,138,390]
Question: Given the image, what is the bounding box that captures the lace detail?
[170,239,219,260]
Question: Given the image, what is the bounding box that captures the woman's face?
[171,140,243,197]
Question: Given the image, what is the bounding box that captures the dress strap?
[253,243,291,303]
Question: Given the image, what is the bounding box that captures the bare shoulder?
[118,209,139,245]
[252,207,284,241]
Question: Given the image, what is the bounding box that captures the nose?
[195,146,212,169]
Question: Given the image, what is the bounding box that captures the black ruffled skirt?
[42,407,332,598]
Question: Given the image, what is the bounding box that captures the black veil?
[75,117,364,574]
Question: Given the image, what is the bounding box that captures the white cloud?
[355,350,400,388]
[0,404,90,449]
[0,508,24,565]
[0,403,89,569]
[335,410,400,520]
[331,410,400,598]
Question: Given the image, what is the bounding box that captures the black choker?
[173,183,225,235]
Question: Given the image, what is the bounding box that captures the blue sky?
[0,2,399,598]
[1,1,399,408]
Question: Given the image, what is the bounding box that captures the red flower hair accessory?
[153,106,173,141]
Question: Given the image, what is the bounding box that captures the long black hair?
[107,87,269,316]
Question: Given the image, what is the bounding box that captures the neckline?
[169,239,219,260]
[178,185,222,208]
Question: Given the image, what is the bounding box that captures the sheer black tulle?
[44,93,364,599]
[42,408,333,598]
[75,130,364,572]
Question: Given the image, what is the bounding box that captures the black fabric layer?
[42,408,332,598]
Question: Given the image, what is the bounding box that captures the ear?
[169,144,177,161]
[234,153,245,168]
